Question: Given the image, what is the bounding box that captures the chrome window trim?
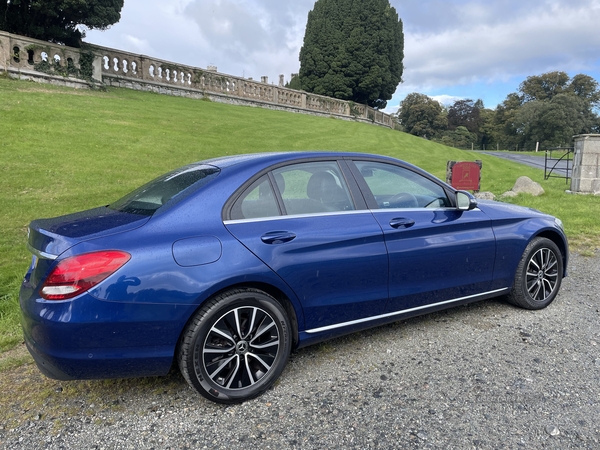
[27,243,58,261]
[223,206,464,225]
[369,206,467,213]
[223,209,375,225]
[305,288,509,334]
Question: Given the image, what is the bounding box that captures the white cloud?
[430,95,463,106]
[400,0,600,90]
[85,0,600,110]
[179,0,314,79]
[122,35,154,55]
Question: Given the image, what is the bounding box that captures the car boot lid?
[28,206,150,259]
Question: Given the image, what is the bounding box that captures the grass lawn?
[1,75,599,353]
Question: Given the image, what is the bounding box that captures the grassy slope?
[1,76,598,351]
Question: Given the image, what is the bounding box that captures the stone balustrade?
[1,30,394,128]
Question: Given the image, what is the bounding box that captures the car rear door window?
[273,161,355,215]
[230,175,281,220]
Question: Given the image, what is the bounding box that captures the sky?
[85,0,600,114]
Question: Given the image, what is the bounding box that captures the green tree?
[0,0,124,47]
[438,126,476,149]
[298,0,404,109]
[568,74,600,108]
[286,74,303,91]
[397,93,446,138]
[495,72,600,149]
[447,99,481,133]
[513,94,597,147]
[477,106,497,150]
[493,92,524,149]
[519,71,570,102]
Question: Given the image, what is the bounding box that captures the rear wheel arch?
[177,282,300,354]
[236,282,300,349]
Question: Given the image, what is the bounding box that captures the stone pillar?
[0,32,10,71]
[92,54,103,82]
[279,74,284,86]
[571,134,600,194]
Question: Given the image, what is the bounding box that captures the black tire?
[178,288,291,404]
[506,237,563,310]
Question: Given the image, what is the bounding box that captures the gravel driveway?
[1,252,599,449]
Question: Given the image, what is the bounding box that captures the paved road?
[480,151,572,178]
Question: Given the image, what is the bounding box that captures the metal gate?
[544,147,573,183]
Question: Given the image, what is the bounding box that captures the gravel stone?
[1,252,599,449]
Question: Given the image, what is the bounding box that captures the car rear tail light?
[40,251,131,300]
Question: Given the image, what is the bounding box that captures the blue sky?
[85,0,600,113]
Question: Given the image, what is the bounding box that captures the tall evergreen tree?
[298,0,404,109]
[0,0,124,47]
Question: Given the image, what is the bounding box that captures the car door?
[224,160,389,331]
[348,159,497,313]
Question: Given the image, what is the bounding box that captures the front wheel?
[178,288,291,404]
[506,237,563,309]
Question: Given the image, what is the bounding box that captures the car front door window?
[354,161,450,209]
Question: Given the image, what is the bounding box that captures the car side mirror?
[456,191,477,211]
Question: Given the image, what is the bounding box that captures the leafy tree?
[447,99,481,133]
[298,0,404,109]
[477,107,497,150]
[493,93,525,149]
[0,0,124,47]
[438,126,476,149]
[286,74,303,90]
[519,71,570,102]
[397,93,446,138]
[495,72,600,148]
[568,74,600,108]
[513,94,597,147]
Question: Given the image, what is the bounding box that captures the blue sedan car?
[20,152,568,403]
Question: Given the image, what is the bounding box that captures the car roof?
[199,151,398,169]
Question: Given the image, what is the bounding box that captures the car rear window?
[109,164,220,216]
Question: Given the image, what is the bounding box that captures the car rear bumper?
[19,281,195,381]
[23,332,174,380]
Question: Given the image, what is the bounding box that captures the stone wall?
[0,31,394,128]
[571,134,600,194]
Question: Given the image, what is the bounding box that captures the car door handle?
[389,218,415,229]
[261,231,297,244]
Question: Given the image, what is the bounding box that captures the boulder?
[511,176,545,196]
[475,191,496,200]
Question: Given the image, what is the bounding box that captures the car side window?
[230,175,281,220]
[354,161,450,209]
[273,161,355,215]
